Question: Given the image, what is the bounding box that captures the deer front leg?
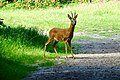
[68,41,74,59]
[53,41,59,59]
[65,42,68,59]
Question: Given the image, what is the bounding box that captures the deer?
[44,12,78,59]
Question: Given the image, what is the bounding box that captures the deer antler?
[74,12,76,17]
[71,11,73,18]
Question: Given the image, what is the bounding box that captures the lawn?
[0,1,120,80]
[0,1,120,35]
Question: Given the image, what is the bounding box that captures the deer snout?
[71,20,76,25]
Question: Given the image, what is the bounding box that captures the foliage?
[0,0,115,9]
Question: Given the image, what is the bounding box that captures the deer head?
[68,12,78,25]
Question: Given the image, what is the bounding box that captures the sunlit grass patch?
[73,36,97,40]
[0,1,119,35]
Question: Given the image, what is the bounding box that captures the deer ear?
[74,14,78,19]
[68,14,72,20]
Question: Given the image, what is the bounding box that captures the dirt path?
[72,39,120,53]
[23,53,120,80]
[23,32,120,80]
[72,32,120,54]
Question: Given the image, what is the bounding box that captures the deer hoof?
[72,56,75,59]
[66,56,69,59]
[56,56,60,59]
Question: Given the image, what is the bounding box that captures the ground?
[23,32,120,80]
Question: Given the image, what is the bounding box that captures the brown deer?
[44,12,78,59]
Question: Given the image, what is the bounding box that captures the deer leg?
[44,38,53,58]
[53,41,59,59]
[68,41,74,59]
[65,42,68,59]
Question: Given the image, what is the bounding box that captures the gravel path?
[23,32,120,80]
[72,39,120,53]
[23,53,120,80]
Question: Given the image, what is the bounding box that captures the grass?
[0,1,120,80]
[0,1,120,36]
[73,36,97,40]
[0,25,66,80]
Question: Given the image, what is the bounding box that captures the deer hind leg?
[44,38,54,58]
[68,41,74,59]
[53,41,59,59]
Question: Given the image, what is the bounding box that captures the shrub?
[0,0,114,9]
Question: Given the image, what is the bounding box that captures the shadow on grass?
[0,25,48,48]
[0,25,66,80]
[0,25,65,53]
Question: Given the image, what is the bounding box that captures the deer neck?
[68,23,75,37]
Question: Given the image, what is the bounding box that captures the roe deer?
[44,12,78,59]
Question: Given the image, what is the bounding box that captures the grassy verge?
[73,36,97,40]
[0,25,66,80]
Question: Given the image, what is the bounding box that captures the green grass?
[0,1,120,36]
[73,36,97,40]
[0,25,66,80]
[0,1,120,80]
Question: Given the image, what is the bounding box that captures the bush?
[0,0,73,9]
[0,0,114,9]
